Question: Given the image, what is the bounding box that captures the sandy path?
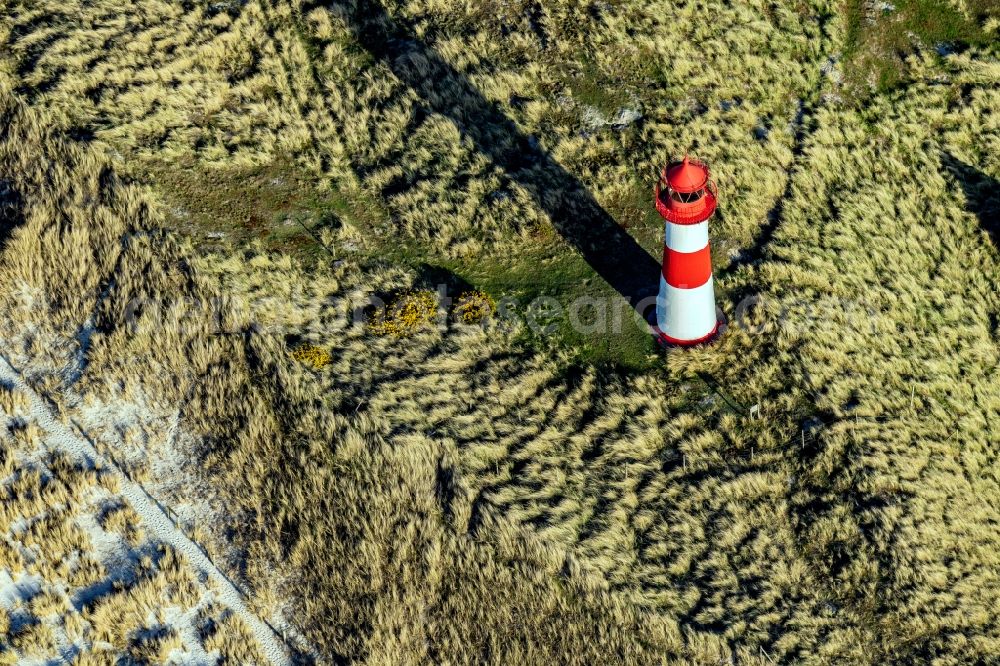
[0,353,292,666]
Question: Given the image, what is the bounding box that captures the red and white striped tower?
[654,156,720,346]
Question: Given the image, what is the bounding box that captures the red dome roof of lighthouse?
[665,156,709,193]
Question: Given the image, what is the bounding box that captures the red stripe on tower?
[654,156,721,346]
[663,245,712,289]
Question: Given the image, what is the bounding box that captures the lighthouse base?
[653,310,726,349]
[655,321,719,348]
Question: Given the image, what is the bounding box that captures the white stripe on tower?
[665,220,709,253]
[657,275,717,342]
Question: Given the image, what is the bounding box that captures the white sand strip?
[0,354,291,666]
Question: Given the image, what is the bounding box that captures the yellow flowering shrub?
[452,291,496,324]
[290,343,332,369]
[368,290,439,337]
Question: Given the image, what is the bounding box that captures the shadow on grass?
[414,263,474,297]
[717,100,810,285]
[337,2,661,318]
[942,152,1000,246]
[0,177,23,248]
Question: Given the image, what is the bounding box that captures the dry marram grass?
[0,0,997,664]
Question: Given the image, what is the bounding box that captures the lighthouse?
[654,156,720,346]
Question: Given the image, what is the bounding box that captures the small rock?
[582,105,642,130]
[582,106,607,130]
[555,95,576,109]
[821,56,843,84]
[611,107,642,128]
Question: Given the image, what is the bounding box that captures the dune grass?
[0,0,997,664]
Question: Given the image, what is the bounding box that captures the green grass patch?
[841,0,997,101]
[358,232,662,371]
[555,52,633,115]
[141,159,390,264]
[145,160,663,370]
[429,246,660,371]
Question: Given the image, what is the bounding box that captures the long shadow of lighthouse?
[342,4,661,316]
